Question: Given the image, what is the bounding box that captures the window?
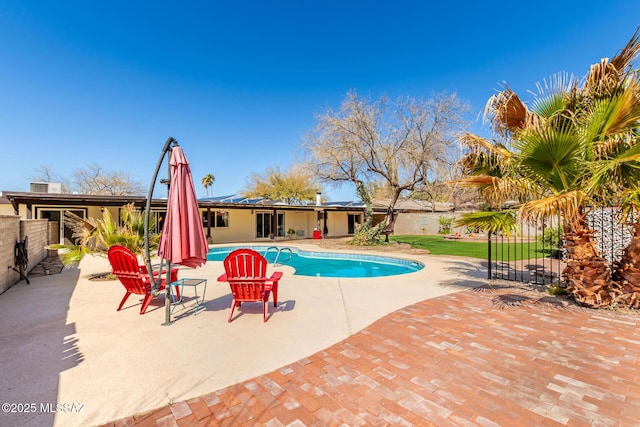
[150,210,166,234]
[256,212,284,238]
[202,210,229,228]
[348,214,361,234]
[256,212,271,238]
[276,213,284,237]
[36,208,87,245]
[216,211,229,228]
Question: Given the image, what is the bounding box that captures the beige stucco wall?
[20,219,49,272]
[206,209,319,244]
[279,210,315,239]
[393,211,470,235]
[208,209,256,243]
[0,216,50,294]
[323,211,362,237]
[0,204,15,216]
[0,215,20,293]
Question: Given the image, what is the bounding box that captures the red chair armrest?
[269,271,283,281]
[144,267,178,279]
[217,273,228,282]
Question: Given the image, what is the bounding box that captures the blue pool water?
[207,246,424,278]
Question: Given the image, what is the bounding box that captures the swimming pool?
[207,246,424,278]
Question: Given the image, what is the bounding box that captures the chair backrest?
[108,245,147,295]
[223,248,269,301]
[223,248,268,279]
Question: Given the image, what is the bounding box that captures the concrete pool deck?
[4,240,640,426]
[0,241,487,427]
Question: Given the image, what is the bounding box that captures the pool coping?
[207,243,425,277]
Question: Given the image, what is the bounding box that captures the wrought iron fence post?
[487,231,492,280]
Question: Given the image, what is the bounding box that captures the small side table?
[171,278,208,315]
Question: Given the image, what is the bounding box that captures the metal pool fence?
[487,208,634,285]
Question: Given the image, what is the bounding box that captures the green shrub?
[438,216,455,234]
[540,224,563,248]
[546,283,567,296]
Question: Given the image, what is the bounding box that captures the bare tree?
[304,90,469,234]
[31,164,56,182]
[72,163,145,195]
[30,165,71,192]
[241,165,322,205]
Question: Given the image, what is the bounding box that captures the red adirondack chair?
[108,245,180,315]
[217,248,283,322]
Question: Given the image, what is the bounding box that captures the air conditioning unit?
[30,182,62,193]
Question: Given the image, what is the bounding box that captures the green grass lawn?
[390,234,550,260]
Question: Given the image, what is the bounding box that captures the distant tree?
[30,164,71,192]
[31,164,55,182]
[304,90,469,242]
[72,163,145,195]
[241,165,322,205]
[202,173,215,197]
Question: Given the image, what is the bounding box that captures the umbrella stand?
[144,137,178,326]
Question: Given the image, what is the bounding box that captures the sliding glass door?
[256,212,285,238]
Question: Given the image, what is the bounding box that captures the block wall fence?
[0,215,50,294]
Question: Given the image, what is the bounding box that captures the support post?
[142,136,177,326]
[487,231,492,280]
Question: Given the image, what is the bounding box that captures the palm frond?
[519,191,585,226]
[484,86,529,136]
[620,189,640,221]
[530,72,576,118]
[46,244,92,266]
[610,26,640,74]
[63,211,95,245]
[516,125,584,192]
[585,59,619,98]
[454,211,518,236]
[459,133,512,158]
[588,141,640,198]
[584,81,640,142]
[585,27,640,99]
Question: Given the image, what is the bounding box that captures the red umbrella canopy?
[158,146,208,268]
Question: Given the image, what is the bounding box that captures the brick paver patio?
[100,288,640,426]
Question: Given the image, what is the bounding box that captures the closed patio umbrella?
[158,145,208,268]
[145,139,208,325]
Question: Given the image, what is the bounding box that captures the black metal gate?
[487,208,634,285]
[487,218,563,285]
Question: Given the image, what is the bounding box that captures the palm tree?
[48,203,159,266]
[202,173,215,198]
[457,27,640,308]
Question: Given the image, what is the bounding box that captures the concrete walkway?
[0,242,486,427]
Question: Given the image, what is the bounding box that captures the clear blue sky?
[0,1,638,201]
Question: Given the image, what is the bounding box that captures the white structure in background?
[29,182,62,194]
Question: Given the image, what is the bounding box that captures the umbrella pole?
[144,137,175,288]
[162,141,176,326]
[143,136,177,325]
[163,265,172,325]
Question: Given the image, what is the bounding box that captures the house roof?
[373,198,455,212]
[2,191,387,213]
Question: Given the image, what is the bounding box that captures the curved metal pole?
[144,137,177,290]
